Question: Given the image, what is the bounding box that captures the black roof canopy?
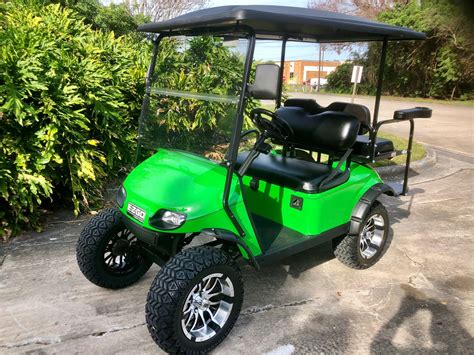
[137,5,426,42]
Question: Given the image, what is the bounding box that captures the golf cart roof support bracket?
[276,37,287,108]
[201,228,260,270]
[222,31,256,238]
[372,37,388,129]
[367,37,413,195]
[372,118,415,196]
[135,35,163,165]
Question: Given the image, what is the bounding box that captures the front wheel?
[76,207,153,289]
[146,246,243,354]
[334,202,389,269]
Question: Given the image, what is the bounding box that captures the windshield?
[138,36,251,161]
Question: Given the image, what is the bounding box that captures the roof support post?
[222,32,256,237]
[135,35,162,164]
[276,37,287,108]
[372,37,388,128]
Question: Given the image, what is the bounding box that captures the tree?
[308,0,410,18]
[309,0,474,99]
[374,0,474,98]
[125,0,209,22]
[46,0,149,37]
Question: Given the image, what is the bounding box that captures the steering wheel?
[250,108,293,142]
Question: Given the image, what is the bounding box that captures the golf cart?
[76,5,432,354]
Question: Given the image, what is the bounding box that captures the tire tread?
[76,207,152,289]
[146,246,242,354]
[334,202,388,270]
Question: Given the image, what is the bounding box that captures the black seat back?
[284,98,324,114]
[326,102,371,134]
[248,64,280,100]
[276,107,360,154]
[285,99,371,135]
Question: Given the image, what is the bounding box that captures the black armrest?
[393,107,432,120]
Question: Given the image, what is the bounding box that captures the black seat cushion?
[236,152,349,193]
[353,135,395,157]
[275,107,360,154]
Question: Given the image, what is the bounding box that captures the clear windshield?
[138,36,250,161]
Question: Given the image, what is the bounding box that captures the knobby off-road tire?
[76,207,153,289]
[334,202,389,269]
[146,246,243,354]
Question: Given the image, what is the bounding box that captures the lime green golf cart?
[76,5,431,353]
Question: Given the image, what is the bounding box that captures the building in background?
[282,60,344,86]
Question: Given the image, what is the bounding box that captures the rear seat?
[284,98,394,159]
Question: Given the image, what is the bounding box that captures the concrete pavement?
[289,92,474,156]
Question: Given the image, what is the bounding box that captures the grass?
[256,103,426,167]
[373,131,426,167]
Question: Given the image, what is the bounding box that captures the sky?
[209,0,350,61]
[102,0,353,61]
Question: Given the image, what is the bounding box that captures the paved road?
[289,93,474,156]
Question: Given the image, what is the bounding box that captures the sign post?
[351,65,363,103]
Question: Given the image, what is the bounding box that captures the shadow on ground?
[371,283,474,353]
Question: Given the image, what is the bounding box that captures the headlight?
[149,209,187,230]
[117,185,126,208]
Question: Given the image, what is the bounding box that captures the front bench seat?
[284,98,394,158]
[235,152,349,193]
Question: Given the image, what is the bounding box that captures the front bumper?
[122,214,182,261]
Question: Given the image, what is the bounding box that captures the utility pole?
[317,43,322,92]
[316,44,325,92]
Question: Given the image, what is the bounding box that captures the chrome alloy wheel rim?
[359,214,385,259]
[181,273,234,342]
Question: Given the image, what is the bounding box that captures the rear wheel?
[76,207,153,289]
[146,246,243,354]
[334,202,389,269]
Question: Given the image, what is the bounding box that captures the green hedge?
[0,1,148,239]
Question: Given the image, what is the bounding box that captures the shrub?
[326,63,353,94]
[325,62,376,95]
[0,1,148,239]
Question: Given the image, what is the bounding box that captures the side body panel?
[242,162,383,236]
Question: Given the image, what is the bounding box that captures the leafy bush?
[325,61,376,96]
[0,1,148,239]
[0,1,261,239]
[324,1,473,100]
[326,63,353,94]
[45,0,149,37]
[369,0,473,99]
